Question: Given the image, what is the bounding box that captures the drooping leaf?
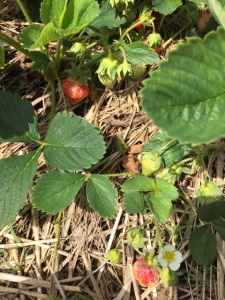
[44,112,106,171]
[141,27,225,146]
[208,0,225,27]
[147,195,173,222]
[32,170,85,214]
[124,42,160,65]
[89,0,126,29]
[152,0,182,15]
[123,191,146,214]
[189,225,217,265]
[142,132,190,168]
[214,218,225,240]
[30,51,51,71]
[0,150,40,227]
[0,91,40,143]
[86,174,117,217]
[121,175,155,192]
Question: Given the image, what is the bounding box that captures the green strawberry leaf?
[146,194,173,222]
[21,0,99,49]
[86,174,117,217]
[89,0,126,29]
[124,42,160,65]
[141,27,225,146]
[30,51,51,71]
[152,0,182,15]
[123,191,146,214]
[142,132,190,168]
[121,175,155,192]
[214,219,225,240]
[32,170,85,214]
[0,150,41,227]
[197,201,225,222]
[150,178,179,201]
[60,0,100,36]
[40,0,68,27]
[208,0,225,27]
[0,91,40,143]
[44,112,106,171]
[20,23,60,49]
[189,225,217,266]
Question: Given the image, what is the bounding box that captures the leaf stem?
[157,139,178,155]
[50,211,62,297]
[105,172,136,177]
[16,0,32,25]
[50,80,56,121]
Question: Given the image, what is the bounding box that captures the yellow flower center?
[163,250,175,263]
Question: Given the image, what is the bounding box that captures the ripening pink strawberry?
[133,258,160,288]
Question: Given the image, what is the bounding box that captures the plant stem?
[105,172,136,177]
[16,0,32,25]
[50,80,56,121]
[157,139,178,155]
[0,31,31,59]
[50,211,62,297]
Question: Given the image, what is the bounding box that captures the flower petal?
[174,251,183,263]
[169,261,180,271]
[163,244,175,251]
[158,256,168,268]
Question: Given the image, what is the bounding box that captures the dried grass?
[0,1,224,299]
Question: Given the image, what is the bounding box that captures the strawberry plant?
[139,0,225,267]
[1,0,225,297]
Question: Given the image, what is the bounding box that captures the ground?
[0,1,224,300]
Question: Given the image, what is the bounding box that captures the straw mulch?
[0,1,225,299]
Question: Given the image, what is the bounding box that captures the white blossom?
[158,244,182,271]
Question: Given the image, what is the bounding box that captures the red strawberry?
[197,12,212,33]
[62,76,89,103]
[135,23,144,32]
[133,258,160,288]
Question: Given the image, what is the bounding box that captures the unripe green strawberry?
[124,6,137,25]
[160,267,178,288]
[112,51,123,64]
[196,182,223,205]
[114,0,126,11]
[107,249,121,264]
[141,152,163,176]
[129,64,147,81]
[98,74,117,87]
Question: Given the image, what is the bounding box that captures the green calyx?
[125,228,147,251]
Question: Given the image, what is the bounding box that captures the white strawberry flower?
[158,245,182,271]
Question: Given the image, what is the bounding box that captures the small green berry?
[141,152,163,176]
[107,249,121,264]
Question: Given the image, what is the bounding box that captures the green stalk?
[16,0,32,24]
[157,139,178,155]
[0,31,31,59]
[50,211,62,297]
[50,80,56,121]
